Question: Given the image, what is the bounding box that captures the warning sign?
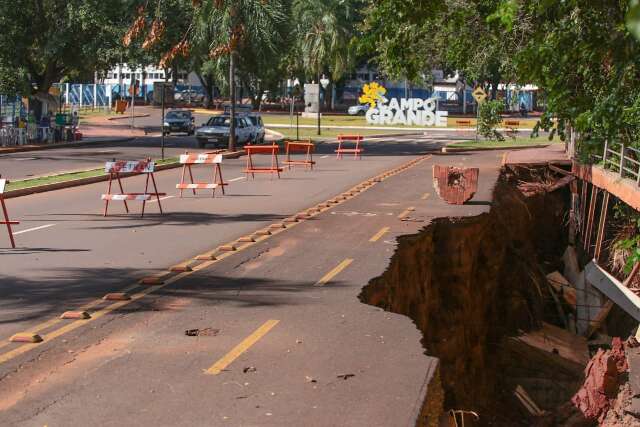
[472,87,488,104]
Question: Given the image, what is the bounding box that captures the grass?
[261,113,541,129]
[5,156,179,192]
[448,135,558,150]
[274,127,417,140]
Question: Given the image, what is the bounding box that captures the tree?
[193,0,286,150]
[292,0,361,134]
[0,0,130,116]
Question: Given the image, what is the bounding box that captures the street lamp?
[317,74,330,136]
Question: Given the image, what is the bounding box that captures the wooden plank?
[546,271,577,308]
[514,385,544,416]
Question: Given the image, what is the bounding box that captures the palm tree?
[195,1,285,150]
[293,0,358,134]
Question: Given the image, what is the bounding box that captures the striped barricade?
[0,176,19,248]
[284,139,315,170]
[244,145,283,179]
[101,159,166,217]
[336,135,364,160]
[176,152,227,198]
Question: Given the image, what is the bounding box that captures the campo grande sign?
[359,82,448,127]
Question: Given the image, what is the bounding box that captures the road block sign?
[336,135,364,160]
[176,152,227,198]
[101,159,166,217]
[0,177,19,248]
[284,139,315,170]
[472,87,487,104]
[244,145,283,179]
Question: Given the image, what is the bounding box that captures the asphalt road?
[0,135,209,180]
[0,138,506,426]
[0,134,443,181]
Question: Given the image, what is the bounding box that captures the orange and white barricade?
[244,145,283,179]
[0,175,19,248]
[284,139,315,170]
[336,134,364,160]
[101,159,166,217]
[176,152,227,198]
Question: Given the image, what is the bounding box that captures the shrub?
[478,100,504,141]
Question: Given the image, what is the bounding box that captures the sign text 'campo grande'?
[359,82,448,127]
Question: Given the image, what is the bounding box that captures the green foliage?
[292,0,361,80]
[478,100,504,141]
[0,0,131,95]
[613,202,640,273]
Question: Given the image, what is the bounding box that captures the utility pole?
[317,63,321,136]
[161,84,165,160]
[229,52,236,151]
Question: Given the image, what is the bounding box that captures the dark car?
[163,110,195,135]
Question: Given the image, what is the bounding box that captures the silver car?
[246,113,265,144]
[195,115,254,148]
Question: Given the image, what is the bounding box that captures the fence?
[594,140,640,185]
[55,83,113,111]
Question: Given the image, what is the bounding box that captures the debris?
[514,385,545,416]
[432,165,479,205]
[517,175,575,197]
[185,328,220,337]
[296,339,303,344]
[336,374,355,380]
[571,337,628,423]
[546,271,577,308]
[305,376,317,383]
[243,366,257,373]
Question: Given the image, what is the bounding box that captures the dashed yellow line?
[369,227,390,242]
[397,207,415,219]
[0,155,432,367]
[315,259,354,286]
[205,320,280,375]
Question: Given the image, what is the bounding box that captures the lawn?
[447,135,558,150]
[274,126,419,140]
[6,156,178,192]
[261,113,541,129]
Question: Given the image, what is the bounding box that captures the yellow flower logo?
[359,82,387,108]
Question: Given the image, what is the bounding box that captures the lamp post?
[317,74,330,136]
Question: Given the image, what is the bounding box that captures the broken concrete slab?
[586,261,640,322]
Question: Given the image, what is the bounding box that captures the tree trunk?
[229,52,236,151]
[197,73,215,109]
[317,64,321,136]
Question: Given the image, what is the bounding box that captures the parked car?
[163,110,195,135]
[175,89,205,104]
[246,113,265,144]
[195,115,254,148]
[347,104,369,116]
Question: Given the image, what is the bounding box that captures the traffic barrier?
[244,145,283,179]
[336,134,364,160]
[101,159,166,217]
[432,165,479,205]
[504,120,520,137]
[284,139,315,170]
[0,176,19,248]
[176,152,227,198]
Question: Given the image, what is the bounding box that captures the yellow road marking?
[421,193,430,200]
[369,227,390,242]
[205,320,279,375]
[398,207,415,219]
[315,259,354,286]
[0,155,431,366]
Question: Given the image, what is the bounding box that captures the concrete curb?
[3,150,244,199]
[107,114,150,121]
[442,143,551,153]
[0,137,135,155]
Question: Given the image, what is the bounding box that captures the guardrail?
[594,140,640,185]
